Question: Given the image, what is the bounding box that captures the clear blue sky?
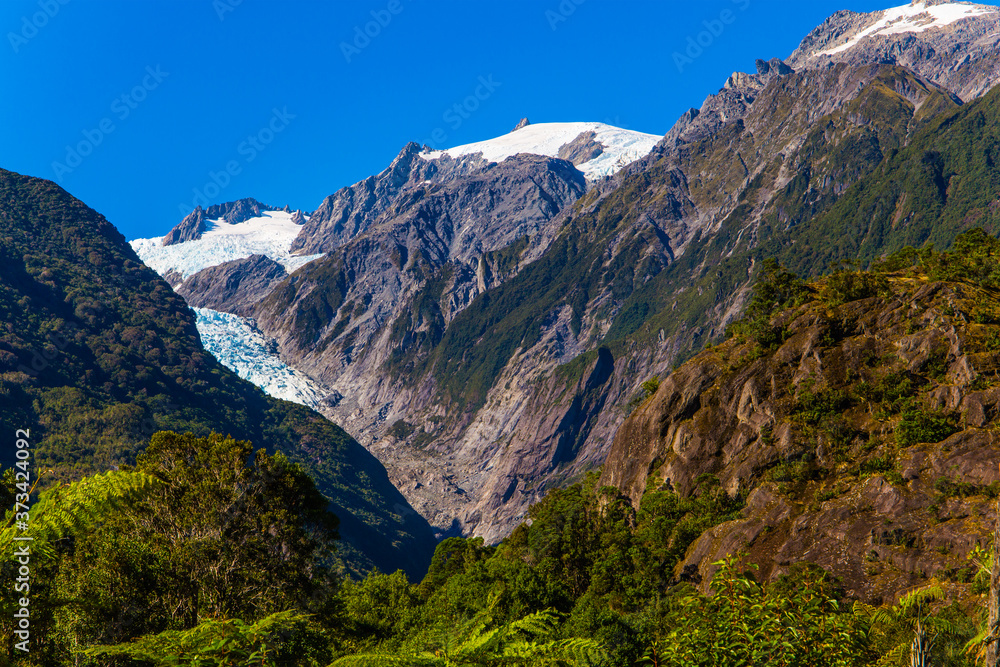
[0,0,891,241]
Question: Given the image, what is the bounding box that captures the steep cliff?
[603,252,1000,602]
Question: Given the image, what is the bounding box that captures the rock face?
[557,131,604,165]
[176,254,288,317]
[255,153,586,386]
[163,198,279,245]
[602,275,1000,602]
[290,143,489,255]
[159,4,1000,546]
[787,1,1000,101]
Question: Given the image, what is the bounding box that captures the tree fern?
[331,606,606,666]
[854,581,958,666]
[0,468,159,560]
[81,609,309,666]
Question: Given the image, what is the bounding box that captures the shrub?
[819,268,888,307]
[895,402,958,447]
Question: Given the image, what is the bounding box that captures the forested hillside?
[0,168,435,578]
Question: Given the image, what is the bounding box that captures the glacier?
[192,307,328,409]
[130,210,324,280]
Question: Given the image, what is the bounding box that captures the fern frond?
[853,600,879,620]
[896,581,944,614]
[83,610,308,665]
[503,608,561,639]
[331,653,440,666]
[503,637,608,665]
[1,470,159,560]
[876,641,911,666]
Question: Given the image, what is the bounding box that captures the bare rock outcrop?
[602,276,1000,602]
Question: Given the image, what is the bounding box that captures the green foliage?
[920,228,1000,289]
[332,604,606,666]
[819,266,889,306]
[727,259,808,350]
[339,570,421,653]
[855,371,916,415]
[858,456,895,478]
[793,386,851,426]
[652,554,874,666]
[854,582,962,667]
[767,456,818,484]
[321,474,745,666]
[83,610,319,667]
[0,469,158,560]
[895,402,958,448]
[933,477,999,500]
[47,432,341,657]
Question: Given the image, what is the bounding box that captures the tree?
[654,554,873,666]
[854,582,958,666]
[52,431,341,651]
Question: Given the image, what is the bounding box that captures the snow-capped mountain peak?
[418,121,662,181]
[130,209,322,281]
[815,1,997,56]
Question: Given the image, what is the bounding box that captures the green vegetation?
[0,168,435,578]
[13,451,979,666]
[332,606,606,666]
[895,401,959,448]
[83,611,319,667]
[651,556,873,666]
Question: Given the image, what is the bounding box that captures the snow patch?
[418,121,662,180]
[816,1,997,56]
[193,307,328,409]
[130,211,324,280]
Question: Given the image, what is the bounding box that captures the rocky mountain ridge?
[787,0,1000,101]
[139,2,1000,544]
[602,260,1000,603]
[163,197,287,246]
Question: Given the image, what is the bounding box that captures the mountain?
[601,253,1000,602]
[133,122,656,537]
[132,2,1000,545]
[162,197,286,245]
[787,0,1000,101]
[0,169,435,578]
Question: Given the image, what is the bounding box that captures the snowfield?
[418,121,662,181]
[193,307,327,409]
[816,1,997,56]
[130,210,324,280]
